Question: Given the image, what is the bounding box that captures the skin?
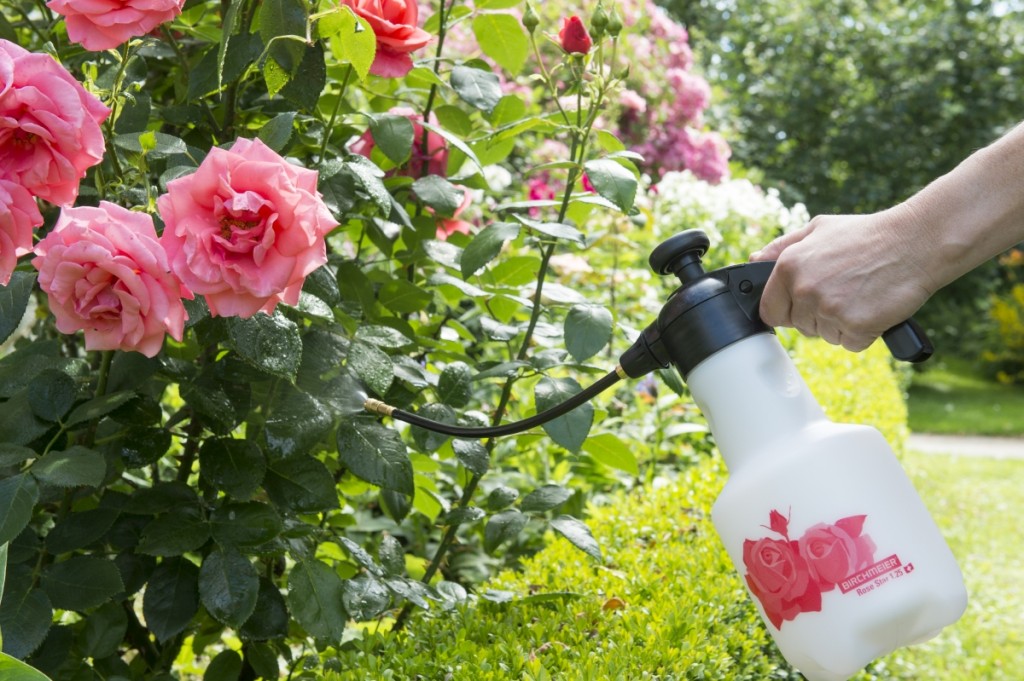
[751,122,1024,352]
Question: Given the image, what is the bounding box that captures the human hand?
[750,207,937,351]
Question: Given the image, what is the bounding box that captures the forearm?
[898,121,1024,291]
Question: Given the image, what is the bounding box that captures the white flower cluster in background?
[651,170,810,268]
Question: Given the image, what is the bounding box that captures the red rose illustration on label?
[743,509,908,629]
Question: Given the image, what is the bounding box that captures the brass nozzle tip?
[615,364,628,380]
[364,398,395,417]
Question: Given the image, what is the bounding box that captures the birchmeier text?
[839,555,903,594]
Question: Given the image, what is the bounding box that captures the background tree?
[667,0,1024,354]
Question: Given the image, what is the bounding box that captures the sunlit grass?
[906,357,1024,436]
[881,450,1024,679]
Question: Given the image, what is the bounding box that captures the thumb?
[750,223,814,261]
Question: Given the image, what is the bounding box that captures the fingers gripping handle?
[726,261,933,363]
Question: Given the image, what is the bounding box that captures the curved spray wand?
[363,230,933,437]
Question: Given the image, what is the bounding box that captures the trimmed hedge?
[317,337,910,679]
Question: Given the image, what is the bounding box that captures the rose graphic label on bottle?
[743,509,912,629]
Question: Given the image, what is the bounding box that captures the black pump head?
[619,229,933,381]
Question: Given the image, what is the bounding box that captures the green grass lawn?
[887,450,1024,679]
[906,356,1024,436]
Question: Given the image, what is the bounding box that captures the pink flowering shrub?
[158,138,338,318]
[0,179,42,285]
[32,202,187,357]
[46,0,187,52]
[0,39,109,206]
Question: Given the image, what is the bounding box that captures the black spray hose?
[364,366,627,439]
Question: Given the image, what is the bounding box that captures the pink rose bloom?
[47,0,186,52]
[350,107,448,178]
[158,137,339,318]
[798,516,877,592]
[32,202,187,357]
[743,536,821,629]
[0,39,109,206]
[338,0,432,78]
[0,179,43,285]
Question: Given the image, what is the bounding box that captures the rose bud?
[559,15,593,55]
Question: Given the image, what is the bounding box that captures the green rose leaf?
[535,377,593,452]
[0,271,34,346]
[205,650,243,681]
[137,507,210,556]
[472,13,529,74]
[320,6,376,81]
[550,514,603,561]
[210,502,283,548]
[437,361,473,407]
[42,556,125,611]
[378,535,405,577]
[264,390,333,459]
[240,577,290,641]
[0,651,52,680]
[258,111,295,152]
[0,474,39,545]
[342,574,391,621]
[483,508,528,552]
[227,312,303,380]
[45,507,120,555]
[512,214,585,246]
[564,304,614,362]
[287,559,347,641]
[143,557,200,643]
[337,420,414,495]
[258,0,307,74]
[484,485,518,511]
[452,439,489,476]
[460,221,520,278]
[412,176,464,217]
[583,158,638,212]
[199,547,260,628]
[27,369,77,423]
[31,446,106,488]
[582,432,640,475]
[264,455,338,512]
[82,601,128,659]
[354,324,414,350]
[451,65,502,113]
[520,484,572,513]
[65,389,136,427]
[0,584,51,660]
[347,340,393,397]
[368,113,415,166]
[378,278,432,314]
[199,437,267,500]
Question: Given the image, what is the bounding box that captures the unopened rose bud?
[606,8,623,38]
[559,15,593,55]
[591,5,608,40]
[522,3,540,34]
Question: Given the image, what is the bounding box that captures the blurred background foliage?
[664,0,1024,363]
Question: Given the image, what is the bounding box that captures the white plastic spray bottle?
[618,230,967,681]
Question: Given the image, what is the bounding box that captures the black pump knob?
[649,230,711,284]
